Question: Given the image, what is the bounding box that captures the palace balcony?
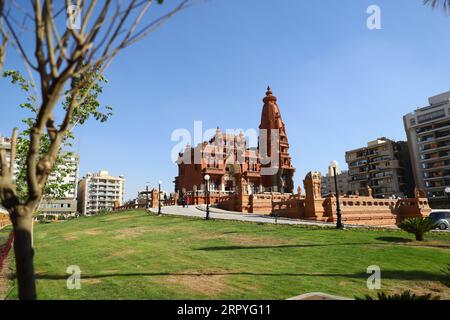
[204,167,224,174]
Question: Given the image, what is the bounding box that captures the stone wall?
[214,171,431,227]
[270,171,431,226]
[0,213,10,230]
[215,192,292,214]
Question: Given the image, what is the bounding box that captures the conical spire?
[258,86,295,193]
[263,85,277,104]
[260,86,282,130]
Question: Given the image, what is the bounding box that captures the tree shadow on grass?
[194,243,378,251]
[375,237,412,243]
[34,270,445,283]
[194,239,450,251]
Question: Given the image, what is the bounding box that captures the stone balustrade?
[0,213,11,230]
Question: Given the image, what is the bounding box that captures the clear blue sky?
[2,0,450,200]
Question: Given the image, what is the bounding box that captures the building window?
[417,109,445,124]
[410,118,416,126]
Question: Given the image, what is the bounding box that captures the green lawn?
[0,230,9,248]
[3,210,450,299]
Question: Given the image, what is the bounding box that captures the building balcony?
[416,122,450,136]
[347,161,368,168]
[204,167,225,174]
[424,185,449,191]
[420,153,450,163]
[350,175,369,182]
[418,134,450,145]
[246,171,261,178]
[423,172,450,181]
[371,172,393,180]
[345,153,367,162]
[423,163,450,171]
[420,144,450,155]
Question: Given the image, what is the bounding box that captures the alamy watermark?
[66,265,81,290]
[367,5,382,30]
[171,121,281,176]
[366,265,381,290]
[67,4,81,30]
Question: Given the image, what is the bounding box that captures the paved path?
[151,205,370,229]
[150,205,450,232]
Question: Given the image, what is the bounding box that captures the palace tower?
[174,87,295,194]
[259,87,295,193]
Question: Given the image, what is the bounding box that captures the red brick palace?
[174,87,295,195]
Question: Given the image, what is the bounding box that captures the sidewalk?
[150,205,382,229]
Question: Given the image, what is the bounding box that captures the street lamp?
[329,160,344,229]
[204,174,210,220]
[158,180,162,215]
[146,182,150,212]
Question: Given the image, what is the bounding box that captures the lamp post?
[329,160,344,229]
[158,180,162,215]
[204,174,210,220]
[146,182,150,212]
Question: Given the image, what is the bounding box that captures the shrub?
[358,290,440,300]
[398,217,435,241]
[96,209,111,216]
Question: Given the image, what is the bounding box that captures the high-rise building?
[345,138,413,198]
[38,153,80,217]
[403,91,450,200]
[1,136,79,217]
[77,170,125,215]
[174,87,295,194]
[0,136,18,176]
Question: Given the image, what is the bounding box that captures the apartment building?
[0,136,18,176]
[403,91,450,200]
[345,138,413,198]
[38,153,80,217]
[77,170,125,215]
[320,164,350,197]
[1,136,79,217]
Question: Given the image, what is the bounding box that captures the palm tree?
[399,217,435,241]
[424,0,450,12]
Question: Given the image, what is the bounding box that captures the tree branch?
[44,0,58,78]
[0,128,20,214]
[0,146,7,178]
[9,128,18,177]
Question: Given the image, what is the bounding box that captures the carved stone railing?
[0,213,11,230]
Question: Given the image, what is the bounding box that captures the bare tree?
[0,0,191,300]
[424,0,450,12]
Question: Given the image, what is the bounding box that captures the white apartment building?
[0,135,19,176]
[1,136,80,216]
[404,91,450,200]
[77,170,125,215]
[38,153,80,217]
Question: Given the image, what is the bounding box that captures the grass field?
[2,210,450,299]
[0,231,8,249]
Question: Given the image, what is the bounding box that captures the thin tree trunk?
[12,207,36,300]
[416,233,424,242]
